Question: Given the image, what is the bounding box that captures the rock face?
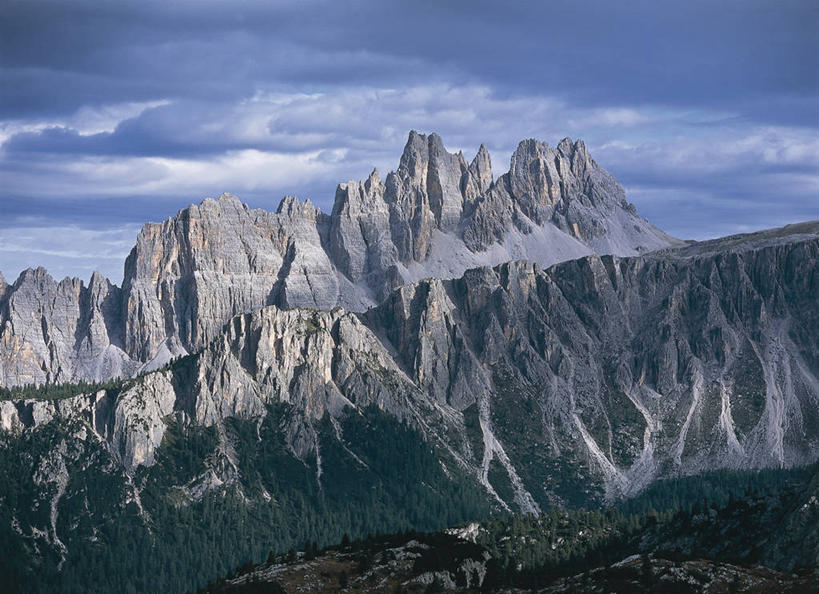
[0,268,137,387]
[0,304,440,474]
[3,222,816,511]
[119,193,354,366]
[0,132,677,386]
[373,222,819,502]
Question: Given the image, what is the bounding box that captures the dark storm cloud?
[0,0,817,281]
[0,0,443,119]
[4,0,816,121]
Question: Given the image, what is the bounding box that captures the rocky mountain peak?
[87,268,116,294]
[194,192,247,218]
[470,143,492,179]
[364,167,381,192]
[464,143,493,200]
[0,130,678,387]
[332,170,386,217]
[506,138,566,222]
[217,191,242,203]
[556,136,588,159]
[276,195,320,220]
[556,136,574,154]
[11,268,88,307]
[397,131,454,172]
[0,265,134,387]
[14,265,54,288]
[388,131,468,240]
[395,130,429,180]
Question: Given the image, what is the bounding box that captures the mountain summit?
[0,132,677,387]
[0,134,816,593]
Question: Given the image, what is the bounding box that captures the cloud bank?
[1,0,817,282]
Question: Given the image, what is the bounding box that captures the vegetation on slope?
[0,404,489,594]
[201,463,819,592]
[0,377,815,593]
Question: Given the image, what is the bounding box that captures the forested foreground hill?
[0,405,490,594]
[199,464,819,593]
[3,399,817,593]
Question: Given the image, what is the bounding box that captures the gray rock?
[0,131,679,387]
[3,222,816,511]
[0,268,136,387]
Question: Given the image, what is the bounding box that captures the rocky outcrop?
[0,131,678,386]
[0,305,441,472]
[118,132,674,361]
[2,222,816,510]
[0,268,137,387]
[0,371,174,470]
[119,193,356,364]
[369,222,819,504]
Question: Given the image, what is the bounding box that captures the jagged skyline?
[0,131,681,388]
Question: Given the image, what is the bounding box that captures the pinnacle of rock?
[0,130,678,387]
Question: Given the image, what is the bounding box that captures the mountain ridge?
[2,221,817,506]
[0,131,677,388]
[0,220,816,592]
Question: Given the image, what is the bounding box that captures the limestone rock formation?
[2,222,816,510]
[0,132,678,386]
[0,268,137,387]
[1,131,816,593]
[362,222,819,503]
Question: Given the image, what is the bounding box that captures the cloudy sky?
[1,0,817,283]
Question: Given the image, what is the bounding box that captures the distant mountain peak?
[1,130,678,387]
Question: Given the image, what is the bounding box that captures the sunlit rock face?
[3,222,817,512]
[0,267,137,388]
[0,132,678,385]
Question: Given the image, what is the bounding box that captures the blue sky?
[1,0,817,283]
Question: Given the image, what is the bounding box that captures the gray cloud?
[0,0,816,283]
[4,1,815,116]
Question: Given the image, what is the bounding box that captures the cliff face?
[0,132,676,386]
[0,269,137,387]
[3,223,816,512]
[118,193,351,365]
[362,223,819,504]
[0,221,816,593]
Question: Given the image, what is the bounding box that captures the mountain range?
[0,132,816,592]
[0,132,676,388]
